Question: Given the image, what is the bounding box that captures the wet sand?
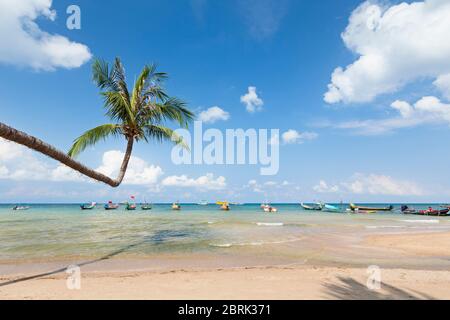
[1,231,449,300]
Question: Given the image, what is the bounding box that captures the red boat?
[401,205,450,216]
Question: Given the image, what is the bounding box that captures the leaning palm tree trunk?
[0,122,132,187]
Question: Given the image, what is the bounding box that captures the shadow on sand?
[323,276,435,300]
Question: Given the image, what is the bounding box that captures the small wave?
[366,225,404,229]
[210,237,303,248]
[400,220,440,224]
[210,243,232,248]
[256,222,284,227]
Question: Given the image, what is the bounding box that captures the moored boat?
[126,203,137,211]
[401,205,450,216]
[217,201,230,211]
[80,202,96,210]
[172,202,181,210]
[141,203,152,210]
[322,204,340,212]
[301,203,323,211]
[349,203,393,212]
[263,204,278,213]
[12,205,30,211]
[198,200,208,206]
[104,201,119,210]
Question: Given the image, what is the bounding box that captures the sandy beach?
[1,231,450,300]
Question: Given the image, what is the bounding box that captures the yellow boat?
[216,201,230,211]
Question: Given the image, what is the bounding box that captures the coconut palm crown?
[68,57,194,185]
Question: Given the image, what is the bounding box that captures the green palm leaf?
[143,124,189,150]
[69,124,122,158]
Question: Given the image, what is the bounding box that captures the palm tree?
[0,58,194,187]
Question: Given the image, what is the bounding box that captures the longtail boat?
[301,203,323,211]
[80,202,96,210]
[401,205,450,216]
[104,201,119,210]
[126,203,137,211]
[349,203,393,212]
[322,204,341,212]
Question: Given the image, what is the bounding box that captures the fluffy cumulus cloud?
[162,173,226,190]
[313,180,339,193]
[316,173,423,196]
[282,130,318,144]
[334,96,450,135]
[245,179,296,194]
[0,140,163,185]
[198,106,230,123]
[240,86,264,113]
[0,0,92,70]
[324,0,450,104]
[96,150,163,185]
[0,138,84,182]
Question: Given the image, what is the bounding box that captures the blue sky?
[1,0,450,203]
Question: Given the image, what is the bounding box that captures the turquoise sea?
[1,203,450,270]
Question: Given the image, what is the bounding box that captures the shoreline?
[1,231,450,299]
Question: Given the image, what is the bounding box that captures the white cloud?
[333,96,450,135]
[240,86,264,113]
[342,173,423,196]
[97,150,163,185]
[198,106,230,123]
[324,0,450,104]
[0,138,84,182]
[162,173,226,190]
[313,180,340,193]
[0,0,92,70]
[315,174,423,196]
[434,74,450,101]
[282,130,318,144]
[0,140,163,185]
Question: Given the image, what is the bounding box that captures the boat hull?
[350,204,393,212]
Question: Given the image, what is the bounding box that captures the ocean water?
[1,203,450,269]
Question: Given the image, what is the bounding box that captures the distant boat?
[350,203,393,212]
[104,201,119,210]
[198,200,208,206]
[217,201,230,211]
[322,204,340,212]
[126,203,137,211]
[141,203,153,211]
[401,205,450,216]
[301,203,323,211]
[80,202,96,210]
[172,202,181,210]
[12,205,30,211]
[262,204,278,213]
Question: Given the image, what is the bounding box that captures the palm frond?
[158,98,195,128]
[102,91,134,124]
[111,57,130,102]
[92,58,118,91]
[68,124,122,158]
[143,124,189,150]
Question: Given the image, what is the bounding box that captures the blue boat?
[322,204,341,212]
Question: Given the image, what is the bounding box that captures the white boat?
[262,204,278,213]
[12,206,30,211]
[198,200,208,206]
